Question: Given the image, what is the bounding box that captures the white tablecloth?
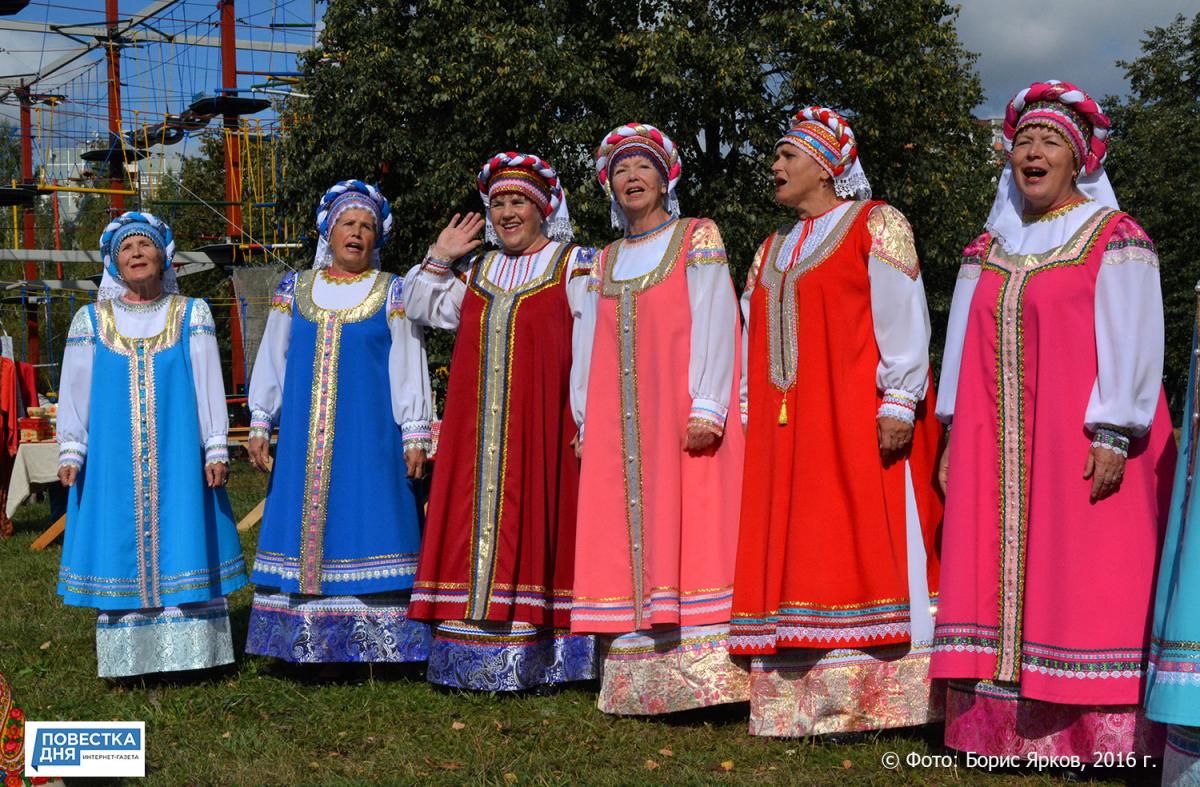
[6,441,59,518]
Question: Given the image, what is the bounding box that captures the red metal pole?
[105,0,124,214]
[220,0,243,241]
[220,0,245,393]
[18,88,39,365]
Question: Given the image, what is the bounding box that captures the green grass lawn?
[0,461,1154,785]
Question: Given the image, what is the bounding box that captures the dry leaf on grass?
[644,760,659,770]
[39,641,51,651]
[720,760,734,771]
[658,748,674,757]
[450,721,467,730]
[221,731,231,739]
[842,760,853,769]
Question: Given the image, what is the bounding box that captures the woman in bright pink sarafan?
[930,80,1174,761]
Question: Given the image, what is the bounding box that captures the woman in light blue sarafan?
[1147,284,1200,786]
[244,180,433,665]
[56,211,247,678]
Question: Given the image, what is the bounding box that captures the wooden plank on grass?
[30,514,65,550]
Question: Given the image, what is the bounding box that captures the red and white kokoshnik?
[792,106,858,176]
[477,151,563,217]
[1003,80,1111,174]
[594,122,682,196]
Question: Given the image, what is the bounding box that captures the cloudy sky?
[957,0,1198,116]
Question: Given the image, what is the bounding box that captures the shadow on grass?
[105,662,240,690]
[251,658,429,686]
[427,677,602,699]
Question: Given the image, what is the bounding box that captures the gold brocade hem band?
[596,624,750,715]
[747,642,943,737]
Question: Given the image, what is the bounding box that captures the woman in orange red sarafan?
[730,107,944,737]
[931,80,1173,761]
[404,152,598,691]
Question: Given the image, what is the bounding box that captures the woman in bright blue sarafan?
[56,211,247,678]
[1147,287,1200,786]
[244,180,433,664]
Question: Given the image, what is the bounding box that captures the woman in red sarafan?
[405,151,598,691]
[731,106,944,738]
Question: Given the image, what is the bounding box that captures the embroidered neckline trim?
[1022,197,1092,225]
[319,268,375,285]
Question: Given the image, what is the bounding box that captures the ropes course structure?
[0,0,316,393]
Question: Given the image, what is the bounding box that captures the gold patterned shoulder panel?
[987,207,1119,273]
[601,218,694,296]
[867,204,920,280]
[744,235,773,292]
[295,269,391,323]
[686,219,728,267]
[95,295,189,356]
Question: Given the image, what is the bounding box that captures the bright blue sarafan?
[252,270,422,596]
[58,297,247,610]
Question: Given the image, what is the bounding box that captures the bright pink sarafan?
[930,208,1175,706]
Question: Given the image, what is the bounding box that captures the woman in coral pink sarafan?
[570,122,749,715]
[930,79,1175,761]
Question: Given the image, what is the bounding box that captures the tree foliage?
[279,0,994,349]
[1105,12,1200,411]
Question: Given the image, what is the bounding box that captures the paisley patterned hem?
[95,598,234,678]
[597,623,750,715]
[425,621,596,691]
[944,680,1165,761]
[1165,726,1200,786]
[748,640,943,737]
[245,591,430,663]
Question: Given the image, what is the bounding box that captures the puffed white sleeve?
[685,219,738,436]
[567,246,599,430]
[247,270,295,440]
[936,235,988,425]
[1085,217,1163,443]
[401,247,471,330]
[188,299,230,465]
[739,238,768,426]
[388,275,434,452]
[867,205,931,425]
[57,306,95,468]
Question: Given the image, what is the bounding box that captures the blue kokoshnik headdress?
[97,211,178,300]
[313,180,393,269]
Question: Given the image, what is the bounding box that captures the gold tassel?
[778,399,788,426]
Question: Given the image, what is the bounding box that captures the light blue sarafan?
[1147,301,1200,726]
[251,270,422,596]
[58,296,248,610]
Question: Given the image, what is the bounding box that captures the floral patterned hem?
[944,680,1165,761]
[748,640,943,737]
[425,621,596,691]
[597,623,750,715]
[245,590,430,663]
[95,598,235,678]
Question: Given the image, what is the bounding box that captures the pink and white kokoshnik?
[595,122,682,229]
[1003,80,1111,174]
